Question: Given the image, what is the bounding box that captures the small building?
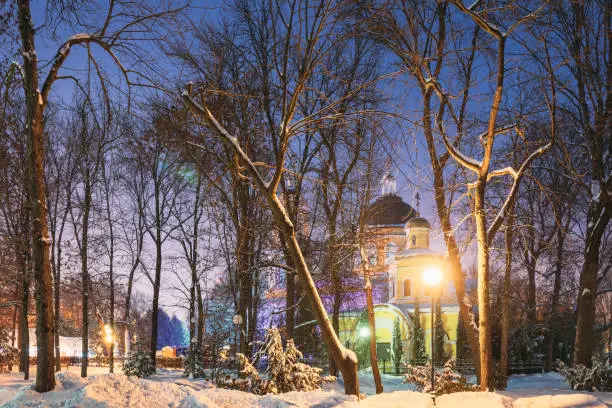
[161,346,176,358]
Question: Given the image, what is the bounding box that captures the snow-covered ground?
[0,367,609,407]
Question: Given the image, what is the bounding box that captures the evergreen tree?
[123,340,156,378]
[0,328,18,373]
[434,300,448,364]
[157,308,173,348]
[156,309,189,348]
[411,299,427,364]
[391,317,403,374]
[456,309,470,362]
[170,315,189,347]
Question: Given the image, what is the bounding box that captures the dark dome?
[406,216,431,229]
[367,194,417,226]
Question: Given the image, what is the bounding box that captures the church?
[338,173,460,364]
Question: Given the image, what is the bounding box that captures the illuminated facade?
[339,173,460,362]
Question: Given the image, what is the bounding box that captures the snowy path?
[0,367,609,407]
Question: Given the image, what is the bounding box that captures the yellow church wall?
[416,309,459,357]
[337,306,460,360]
[393,255,446,302]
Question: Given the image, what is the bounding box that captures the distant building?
[27,328,84,358]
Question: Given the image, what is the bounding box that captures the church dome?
[405,216,431,229]
[367,195,417,226]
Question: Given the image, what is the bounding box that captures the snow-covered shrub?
[557,357,609,391]
[123,341,156,378]
[232,328,336,394]
[0,327,18,373]
[403,358,478,395]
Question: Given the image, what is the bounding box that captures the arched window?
[403,279,411,297]
[411,235,417,246]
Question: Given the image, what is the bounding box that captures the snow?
[0,368,609,407]
[591,181,600,203]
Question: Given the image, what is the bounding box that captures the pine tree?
[456,309,470,362]
[157,308,173,348]
[183,341,205,378]
[123,340,156,378]
[412,299,427,364]
[0,327,19,373]
[391,317,403,374]
[434,300,448,364]
[170,315,189,347]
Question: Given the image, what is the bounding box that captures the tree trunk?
[545,226,564,371]
[196,282,204,352]
[524,233,537,324]
[150,177,163,365]
[573,229,605,366]
[80,174,91,378]
[150,240,161,365]
[500,210,514,384]
[182,93,360,396]
[365,273,383,393]
[330,255,341,377]
[19,256,29,379]
[17,0,56,391]
[189,280,196,375]
[273,200,359,395]
[123,265,135,356]
[422,91,481,383]
[475,182,492,390]
[109,261,115,374]
[286,269,295,339]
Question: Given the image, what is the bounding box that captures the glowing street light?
[423,266,442,286]
[359,326,370,338]
[104,324,114,345]
[423,265,442,393]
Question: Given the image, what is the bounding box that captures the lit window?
[404,279,411,297]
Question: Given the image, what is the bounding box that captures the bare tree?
[13,0,182,390]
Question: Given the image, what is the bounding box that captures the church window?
[411,235,416,246]
[403,279,411,297]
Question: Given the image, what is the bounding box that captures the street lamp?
[423,266,442,393]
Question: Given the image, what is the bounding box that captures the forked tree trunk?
[17,0,56,391]
[422,91,481,383]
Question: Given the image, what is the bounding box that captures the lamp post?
[423,266,442,393]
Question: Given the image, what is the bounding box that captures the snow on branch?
[439,126,482,173]
[449,0,504,39]
[487,140,554,241]
[450,0,544,39]
[487,166,517,181]
[181,90,271,194]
